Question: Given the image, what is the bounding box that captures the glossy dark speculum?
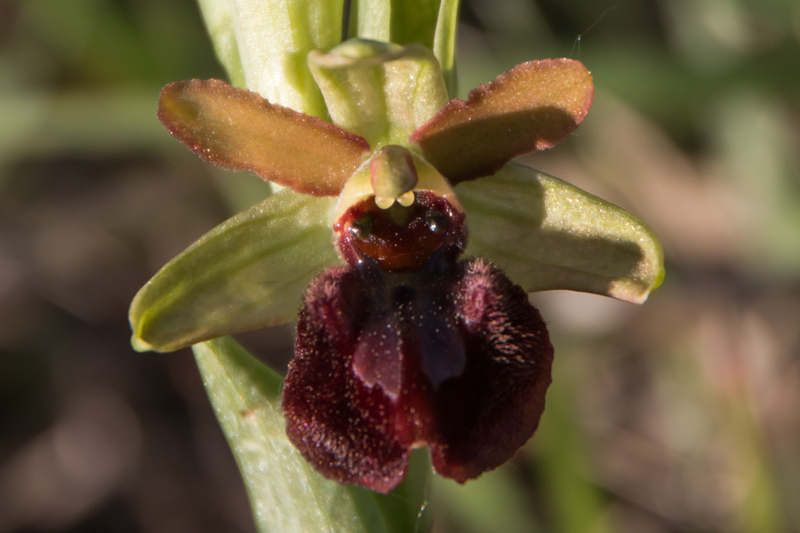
[282,191,554,493]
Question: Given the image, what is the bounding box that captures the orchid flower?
[129,1,663,504]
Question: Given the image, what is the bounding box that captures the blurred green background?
[1,0,799,531]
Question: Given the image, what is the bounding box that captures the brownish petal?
[410,59,593,184]
[158,79,370,196]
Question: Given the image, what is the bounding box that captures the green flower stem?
[193,337,390,533]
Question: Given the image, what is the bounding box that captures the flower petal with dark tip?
[410,59,594,184]
[158,79,371,196]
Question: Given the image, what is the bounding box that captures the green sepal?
[192,337,389,533]
[129,189,340,352]
[309,39,449,148]
[197,0,344,118]
[457,163,664,304]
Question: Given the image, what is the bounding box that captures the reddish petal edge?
[410,58,594,184]
[158,79,370,196]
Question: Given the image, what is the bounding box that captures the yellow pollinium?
[334,145,462,223]
[370,145,418,209]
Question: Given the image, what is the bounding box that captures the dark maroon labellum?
[282,191,553,493]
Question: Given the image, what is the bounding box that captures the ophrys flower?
[130,39,662,493]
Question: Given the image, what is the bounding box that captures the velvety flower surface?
[284,191,554,492]
[130,39,663,493]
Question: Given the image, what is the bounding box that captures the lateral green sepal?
[457,163,664,303]
[129,190,340,352]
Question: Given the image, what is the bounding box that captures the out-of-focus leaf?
[195,0,344,118]
[192,337,389,533]
[158,79,370,196]
[21,0,160,82]
[457,164,663,304]
[411,59,593,184]
[711,90,800,274]
[0,90,164,161]
[535,379,611,533]
[129,189,340,352]
[433,468,541,533]
[309,39,449,148]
